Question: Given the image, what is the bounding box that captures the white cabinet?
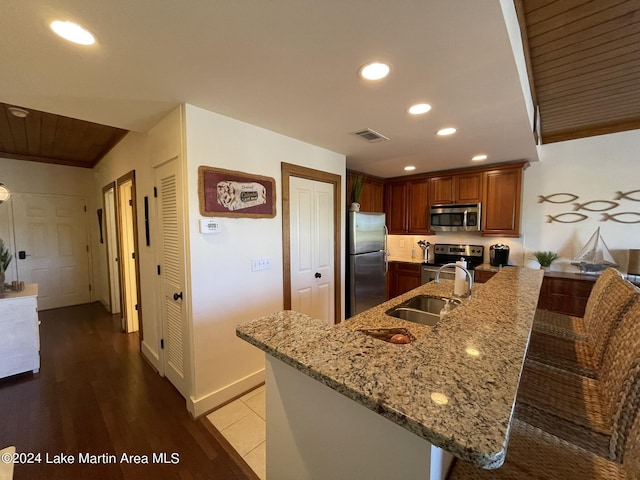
[0,284,40,379]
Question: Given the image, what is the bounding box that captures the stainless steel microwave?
[429,203,481,232]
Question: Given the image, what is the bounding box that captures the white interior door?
[155,157,188,397]
[104,187,121,314]
[289,176,335,325]
[12,194,91,310]
[118,180,139,333]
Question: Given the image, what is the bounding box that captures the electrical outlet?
[251,257,272,271]
[399,239,405,248]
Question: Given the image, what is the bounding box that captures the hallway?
[0,302,254,480]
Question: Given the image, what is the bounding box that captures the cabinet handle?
[173,292,183,301]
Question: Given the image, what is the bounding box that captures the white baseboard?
[141,340,161,373]
[188,368,265,417]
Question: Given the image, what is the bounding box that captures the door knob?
[173,292,183,301]
[314,272,322,279]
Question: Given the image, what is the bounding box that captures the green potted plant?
[532,250,558,271]
[350,174,365,212]
[0,238,11,292]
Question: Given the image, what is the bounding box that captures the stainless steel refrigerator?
[348,211,388,317]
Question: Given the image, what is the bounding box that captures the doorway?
[154,156,189,397]
[12,193,91,310]
[281,163,342,324]
[102,182,121,315]
[116,171,143,338]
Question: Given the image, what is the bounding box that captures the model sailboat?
[571,227,618,273]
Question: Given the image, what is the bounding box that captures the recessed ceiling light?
[404,165,416,171]
[436,127,457,136]
[7,107,29,118]
[0,183,10,203]
[359,62,390,81]
[408,103,432,115]
[472,154,488,161]
[50,20,95,45]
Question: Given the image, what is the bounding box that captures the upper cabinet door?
[361,178,384,213]
[347,171,384,213]
[455,172,482,203]
[384,182,408,234]
[482,167,522,237]
[408,179,430,234]
[429,176,454,205]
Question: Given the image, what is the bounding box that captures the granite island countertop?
[236,267,544,469]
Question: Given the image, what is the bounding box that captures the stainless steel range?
[421,243,484,284]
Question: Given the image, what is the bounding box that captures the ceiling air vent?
[353,128,389,143]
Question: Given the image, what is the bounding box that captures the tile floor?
[206,385,266,479]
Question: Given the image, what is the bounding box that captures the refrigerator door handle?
[383,224,389,275]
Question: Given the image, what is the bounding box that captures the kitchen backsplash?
[387,234,526,267]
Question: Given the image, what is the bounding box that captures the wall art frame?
[198,166,276,218]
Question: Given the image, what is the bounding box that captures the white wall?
[183,104,346,415]
[0,158,95,284]
[522,129,640,272]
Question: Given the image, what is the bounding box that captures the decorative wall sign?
[572,200,619,212]
[540,189,640,226]
[198,166,276,218]
[600,212,640,224]
[546,212,588,223]
[538,193,579,204]
[614,190,640,202]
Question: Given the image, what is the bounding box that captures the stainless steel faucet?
[434,262,473,297]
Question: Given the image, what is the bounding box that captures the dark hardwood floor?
[0,302,252,480]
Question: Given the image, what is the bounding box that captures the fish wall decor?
[614,190,640,202]
[546,212,588,224]
[572,200,619,212]
[600,212,640,224]
[538,193,579,204]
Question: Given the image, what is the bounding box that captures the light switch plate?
[252,257,271,271]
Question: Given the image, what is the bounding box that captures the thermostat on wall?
[199,218,222,234]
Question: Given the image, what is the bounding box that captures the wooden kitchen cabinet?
[384,181,409,234]
[429,176,454,205]
[482,166,523,237]
[388,262,421,299]
[347,171,384,213]
[537,272,595,317]
[385,179,431,234]
[455,172,483,203]
[429,172,482,206]
[407,179,430,234]
[361,177,384,212]
[384,161,527,237]
[474,269,497,283]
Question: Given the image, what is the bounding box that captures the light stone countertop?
[236,267,544,469]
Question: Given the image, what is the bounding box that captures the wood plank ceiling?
[519,0,640,144]
[0,102,127,168]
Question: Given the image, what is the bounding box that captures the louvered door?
[155,157,188,397]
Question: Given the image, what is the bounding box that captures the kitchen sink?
[385,295,461,326]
